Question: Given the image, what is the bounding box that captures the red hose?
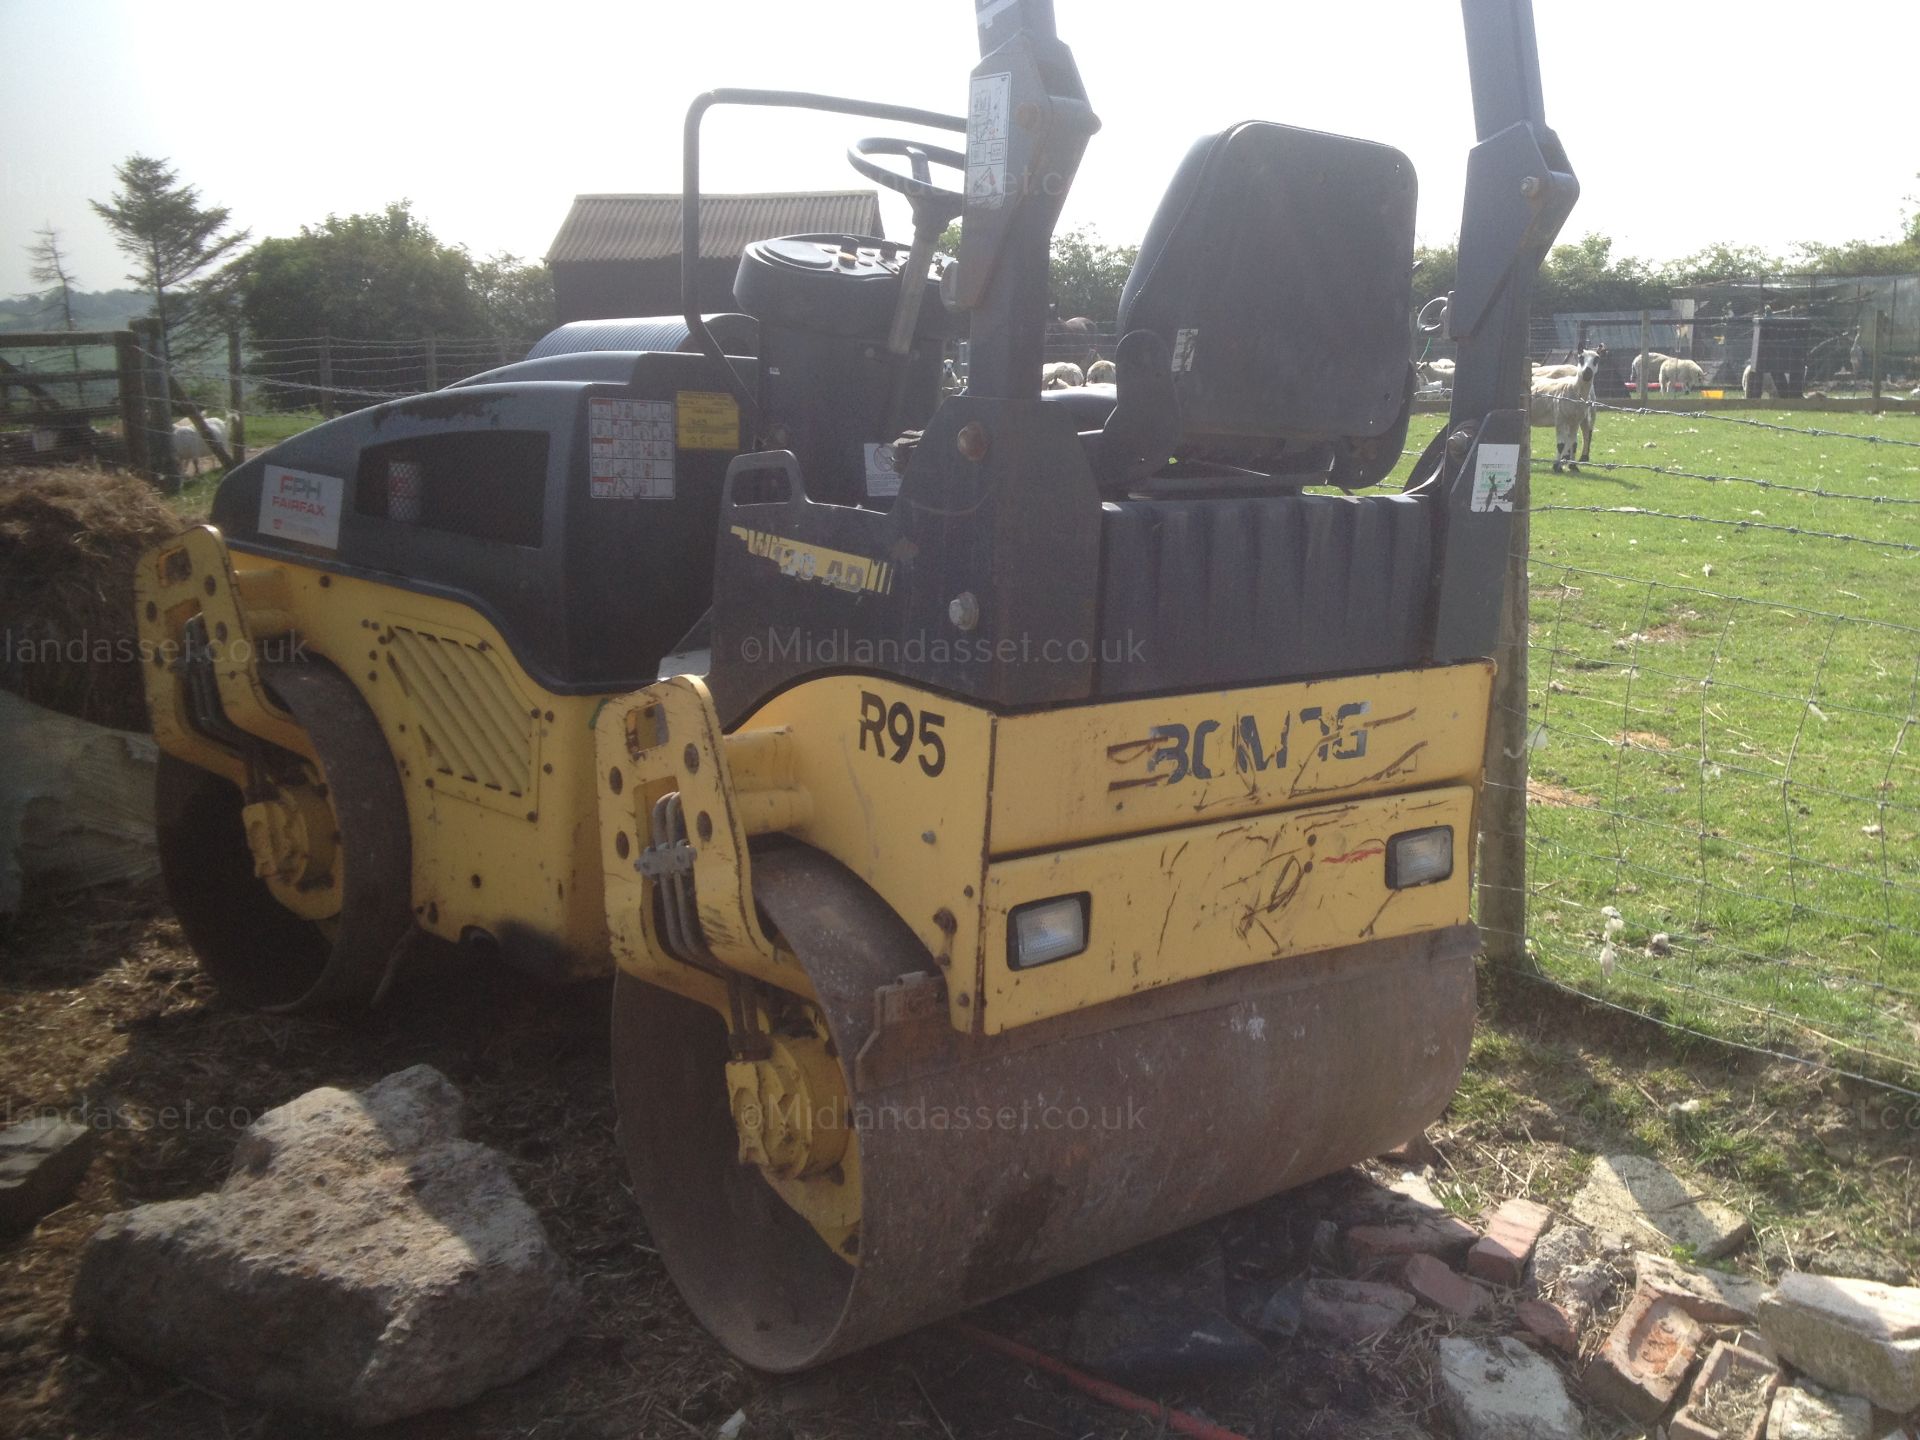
[948,1320,1253,1440]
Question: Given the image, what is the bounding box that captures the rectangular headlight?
[1386,826,1453,889]
[1008,894,1090,970]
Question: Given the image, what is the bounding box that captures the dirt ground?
[2,883,1916,1440]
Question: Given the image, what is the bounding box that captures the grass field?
[1409,402,1920,1087]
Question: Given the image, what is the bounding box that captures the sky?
[3,0,1917,301]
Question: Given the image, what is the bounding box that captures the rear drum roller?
[156,661,412,1012]
[615,845,1478,1371]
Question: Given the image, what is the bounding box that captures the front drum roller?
[156,661,413,1012]
[613,845,1477,1372]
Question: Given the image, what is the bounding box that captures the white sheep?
[1529,350,1601,474]
[171,414,230,472]
[1658,357,1705,396]
[1086,358,1117,385]
[1629,351,1676,387]
[1042,362,1084,389]
[1415,357,1455,390]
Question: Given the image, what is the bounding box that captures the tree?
[237,202,483,341]
[1049,225,1138,323]
[90,154,248,362]
[470,252,555,344]
[26,225,81,370]
[28,225,79,331]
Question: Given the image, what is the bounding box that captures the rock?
[1253,1278,1306,1336]
[1806,1247,1914,1289]
[1515,1298,1578,1356]
[1344,1172,1479,1265]
[1528,1222,1598,1295]
[1756,1272,1920,1413]
[71,1066,579,1426]
[1309,1218,1341,1268]
[1528,1222,1615,1330]
[1298,1278,1416,1344]
[716,1410,747,1440]
[1636,1251,1767,1324]
[1468,1199,1555,1288]
[1067,1228,1266,1383]
[1765,1382,1872,1440]
[0,1115,95,1231]
[1568,1154,1752,1261]
[1405,1253,1491,1318]
[1436,1335,1583,1440]
[1582,1285,1706,1422]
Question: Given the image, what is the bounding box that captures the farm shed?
[544,191,883,324]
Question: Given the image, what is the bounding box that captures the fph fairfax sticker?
[257,465,343,550]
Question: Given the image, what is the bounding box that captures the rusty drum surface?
[612,845,1475,1371]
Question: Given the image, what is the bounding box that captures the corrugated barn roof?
[546,191,884,265]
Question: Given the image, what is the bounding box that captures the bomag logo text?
[1143,701,1372,785]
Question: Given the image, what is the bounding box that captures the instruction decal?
[588,396,674,499]
[258,465,343,550]
[676,390,739,451]
[1470,443,1520,513]
[864,442,902,498]
[968,71,1012,207]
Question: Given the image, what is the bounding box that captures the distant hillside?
[0,288,149,334]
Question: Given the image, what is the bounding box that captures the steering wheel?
[847,137,967,231]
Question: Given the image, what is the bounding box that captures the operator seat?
[1068,120,1419,490]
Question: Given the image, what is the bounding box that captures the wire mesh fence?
[1470,396,1920,1096]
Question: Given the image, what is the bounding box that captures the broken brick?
[1468,1198,1555,1288]
[1298,1278,1415,1344]
[1634,1251,1765,1325]
[1515,1297,1579,1356]
[1582,1285,1705,1423]
[1669,1339,1778,1440]
[1404,1253,1491,1318]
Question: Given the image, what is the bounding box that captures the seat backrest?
[1111,121,1418,486]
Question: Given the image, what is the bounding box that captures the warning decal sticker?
[676,390,739,451]
[1470,443,1520,513]
[968,71,1012,208]
[589,396,674,499]
[258,465,344,549]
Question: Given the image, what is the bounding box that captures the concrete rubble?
[1436,1335,1583,1440]
[1757,1272,1920,1414]
[0,1115,95,1232]
[1765,1381,1874,1440]
[1569,1153,1753,1261]
[71,1066,579,1426]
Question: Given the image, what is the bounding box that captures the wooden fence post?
[227,327,247,463]
[114,329,151,482]
[1478,455,1533,973]
[134,318,180,493]
[318,332,335,418]
[424,335,439,392]
[1870,309,1887,412]
[1638,309,1652,404]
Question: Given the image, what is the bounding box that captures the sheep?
[1532,343,1605,383]
[1042,361,1085,389]
[1529,349,1602,474]
[1658,357,1705,396]
[1086,357,1117,385]
[1415,357,1455,389]
[171,414,231,473]
[1629,350,1676,387]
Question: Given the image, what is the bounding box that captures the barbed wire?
[1590,399,1920,446]
[1577,457,1920,506]
[1533,504,1920,553]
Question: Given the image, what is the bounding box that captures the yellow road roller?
[136,0,1577,1370]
